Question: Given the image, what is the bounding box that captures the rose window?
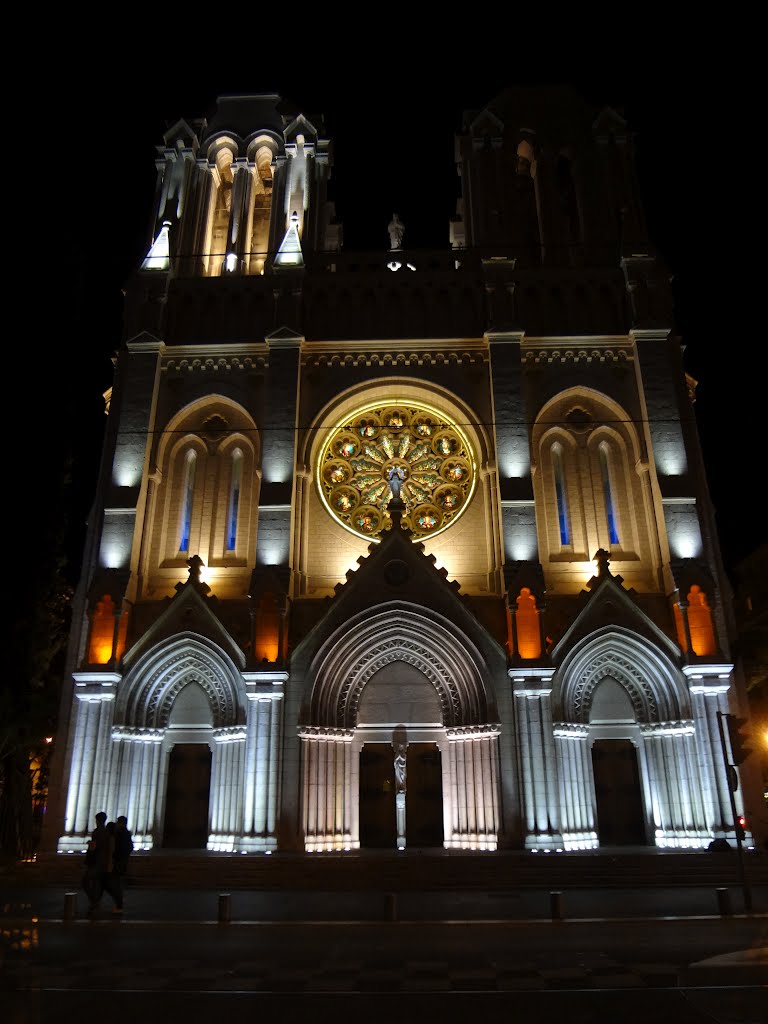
[317,402,477,540]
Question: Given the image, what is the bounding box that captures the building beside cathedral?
[45,89,762,857]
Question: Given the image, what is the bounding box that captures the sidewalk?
[3,879,767,923]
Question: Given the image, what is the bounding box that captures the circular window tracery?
[317,401,477,540]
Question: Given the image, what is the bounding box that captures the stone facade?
[44,89,761,857]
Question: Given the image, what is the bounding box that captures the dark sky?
[56,46,760,590]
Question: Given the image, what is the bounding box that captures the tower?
[45,88,760,857]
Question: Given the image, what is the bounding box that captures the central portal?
[358,742,443,849]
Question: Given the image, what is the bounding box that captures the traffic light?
[735,815,747,842]
[725,715,752,765]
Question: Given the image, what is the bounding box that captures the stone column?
[445,727,500,851]
[553,724,597,850]
[687,672,736,835]
[512,673,563,849]
[299,728,354,852]
[57,674,118,853]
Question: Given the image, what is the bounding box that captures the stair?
[8,848,768,892]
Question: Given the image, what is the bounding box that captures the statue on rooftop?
[388,213,405,250]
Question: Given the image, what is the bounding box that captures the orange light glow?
[516,588,542,659]
[88,595,115,664]
[254,592,280,662]
[687,586,716,656]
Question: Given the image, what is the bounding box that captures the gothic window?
[179,449,197,553]
[533,393,657,574]
[226,448,243,552]
[248,142,275,275]
[599,442,620,546]
[553,444,570,546]
[149,402,258,581]
[206,144,235,277]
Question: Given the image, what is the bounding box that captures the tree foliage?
[1,446,73,863]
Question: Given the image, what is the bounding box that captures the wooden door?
[163,743,212,849]
[358,744,396,848]
[592,739,646,845]
[406,743,444,847]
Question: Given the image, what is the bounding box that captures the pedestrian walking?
[82,811,113,913]
[109,815,134,914]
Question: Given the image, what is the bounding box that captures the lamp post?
[716,710,752,912]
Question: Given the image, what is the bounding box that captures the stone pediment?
[550,555,680,666]
[266,325,304,347]
[121,559,245,670]
[290,509,506,669]
[283,113,319,144]
[161,119,200,151]
[125,330,165,351]
[468,108,505,136]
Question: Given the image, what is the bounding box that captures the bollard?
[387,892,398,922]
[64,892,77,921]
[550,890,564,920]
[218,892,232,924]
[716,887,732,916]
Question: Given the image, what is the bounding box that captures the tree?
[1,440,73,863]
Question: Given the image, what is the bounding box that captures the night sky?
[55,46,759,592]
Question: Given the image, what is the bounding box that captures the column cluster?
[444,726,501,851]
[299,727,355,852]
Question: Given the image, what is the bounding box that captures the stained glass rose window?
[317,402,476,540]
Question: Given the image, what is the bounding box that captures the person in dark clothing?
[109,815,134,913]
[82,811,113,913]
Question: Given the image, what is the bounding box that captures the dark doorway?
[163,743,212,849]
[406,743,444,847]
[591,739,646,845]
[359,744,396,848]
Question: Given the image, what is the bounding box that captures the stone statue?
[394,745,407,793]
[387,465,406,501]
[388,213,405,250]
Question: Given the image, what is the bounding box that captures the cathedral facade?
[46,89,759,856]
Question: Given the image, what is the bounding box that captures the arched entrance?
[554,628,712,851]
[108,633,249,851]
[301,603,501,852]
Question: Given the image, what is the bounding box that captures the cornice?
[162,354,268,375]
[304,343,487,368]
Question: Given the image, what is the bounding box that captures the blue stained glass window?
[227,450,242,551]
[180,450,196,552]
[599,444,619,546]
[553,446,569,545]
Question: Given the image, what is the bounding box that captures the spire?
[141,220,171,271]
[274,211,303,267]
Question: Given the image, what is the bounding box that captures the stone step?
[11,850,768,892]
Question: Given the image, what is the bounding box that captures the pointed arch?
[145,395,260,584]
[307,603,493,730]
[531,385,659,588]
[115,633,247,730]
[554,626,688,724]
